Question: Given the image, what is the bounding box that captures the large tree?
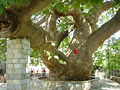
[0,0,120,81]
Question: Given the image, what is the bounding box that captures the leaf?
[71,1,80,9]
[0,6,4,15]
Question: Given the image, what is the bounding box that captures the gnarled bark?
[0,10,19,38]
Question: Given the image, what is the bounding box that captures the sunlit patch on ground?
[0,79,120,90]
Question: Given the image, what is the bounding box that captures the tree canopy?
[0,0,120,15]
[93,37,120,77]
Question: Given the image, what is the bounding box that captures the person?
[41,68,47,78]
[35,70,40,78]
[0,69,5,83]
[31,69,34,79]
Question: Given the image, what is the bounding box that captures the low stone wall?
[29,78,100,90]
[111,76,120,84]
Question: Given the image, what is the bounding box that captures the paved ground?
[0,83,6,90]
[0,79,120,90]
[91,79,120,90]
[100,79,120,90]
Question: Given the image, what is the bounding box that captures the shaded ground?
[91,79,120,90]
[0,79,120,90]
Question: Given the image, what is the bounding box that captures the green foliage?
[59,36,70,53]
[0,6,4,14]
[0,0,28,7]
[0,0,29,14]
[30,48,43,66]
[0,0,119,17]
[97,8,118,27]
[0,38,7,62]
[57,16,74,33]
[114,0,120,6]
[108,38,120,69]
[93,37,120,76]
[38,0,120,22]
[0,0,120,15]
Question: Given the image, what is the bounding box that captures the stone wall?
[6,38,30,90]
[111,76,120,84]
[29,78,100,90]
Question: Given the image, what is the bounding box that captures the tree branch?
[35,48,68,78]
[96,1,115,16]
[0,15,69,69]
[87,8,120,54]
[86,1,115,33]
[56,31,68,48]
[55,9,91,32]
[45,11,58,39]
[20,0,52,21]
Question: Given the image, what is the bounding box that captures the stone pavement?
[0,79,120,90]
[0,83,6,90]
[91,79,120,90]
[100,79,120,90]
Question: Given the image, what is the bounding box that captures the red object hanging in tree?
[73,49,77,55]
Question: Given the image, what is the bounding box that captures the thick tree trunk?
[47,47,92,81]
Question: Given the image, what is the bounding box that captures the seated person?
[41,68,47,78]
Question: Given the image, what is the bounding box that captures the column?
[6,38,30,90]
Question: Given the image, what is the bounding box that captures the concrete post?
[6,38,30,90]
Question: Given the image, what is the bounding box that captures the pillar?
[6,38,30,90]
